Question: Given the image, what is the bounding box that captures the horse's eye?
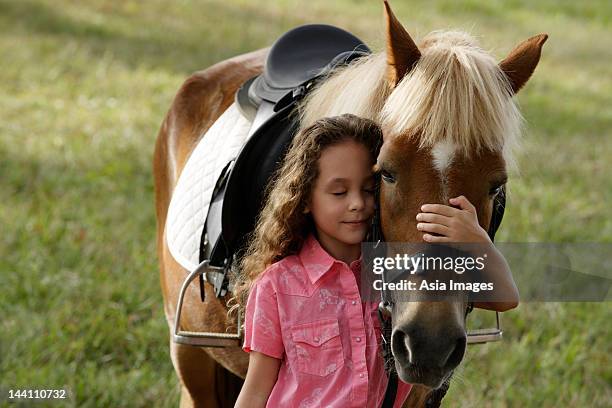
[381,169,396,184]
[489,186,502,197]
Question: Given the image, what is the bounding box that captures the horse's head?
[375,1,547,388]
[298,0,547,390]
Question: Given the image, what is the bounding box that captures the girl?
[232,114,517,407]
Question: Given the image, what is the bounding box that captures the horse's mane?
[299,30,523,169]
[298,53,391,129]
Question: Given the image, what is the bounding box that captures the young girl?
[233,114,517,407]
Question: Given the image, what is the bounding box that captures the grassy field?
[0,0,610,406]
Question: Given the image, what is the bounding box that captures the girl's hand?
[416,195,491,243]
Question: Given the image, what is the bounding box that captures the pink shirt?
[243,234,412,407]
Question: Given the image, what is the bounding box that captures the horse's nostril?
[391,329,412,364]
[444,335,467,369]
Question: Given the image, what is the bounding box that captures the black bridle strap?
[371,178,398,408]
[381,372,398,408]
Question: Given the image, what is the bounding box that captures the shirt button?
[314,337,320,343]
[359,373,365,378]
[352,300,357,305]
[356,337,361,342]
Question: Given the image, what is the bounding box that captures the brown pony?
[153,2,546,406]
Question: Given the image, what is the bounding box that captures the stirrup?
[467,312,502,344]
[173,260,242,347]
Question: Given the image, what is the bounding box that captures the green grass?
[1,0,610,406]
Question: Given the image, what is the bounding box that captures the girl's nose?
[349,193,365,211]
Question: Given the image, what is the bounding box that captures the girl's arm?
[417,195,519,312]
[469,241,519,311]
[235,351,281,408]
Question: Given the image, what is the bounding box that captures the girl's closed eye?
[331,186,374,196]
[363,186,375,194]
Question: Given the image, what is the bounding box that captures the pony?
[153,2,546,406]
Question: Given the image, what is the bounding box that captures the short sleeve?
[242,273,284,359]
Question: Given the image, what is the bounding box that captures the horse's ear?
[383,0,421,87]
[499,34,548,94]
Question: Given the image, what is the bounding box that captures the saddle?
[237,23,371,118]
[199,24,371,297]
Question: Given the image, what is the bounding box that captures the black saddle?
[199,24,370,297]
[236,24,370,120]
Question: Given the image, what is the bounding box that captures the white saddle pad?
[165,103,253,272]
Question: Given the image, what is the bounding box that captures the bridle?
[370,176,506,407]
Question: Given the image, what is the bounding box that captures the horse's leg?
[170,340,243,408]
[154,48,268,407]
[159,247,241,408]
[160,236,248,407]
[171,340,217,408]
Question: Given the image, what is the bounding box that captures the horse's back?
[154,47,268,227]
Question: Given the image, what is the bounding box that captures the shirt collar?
[299,234,363,284]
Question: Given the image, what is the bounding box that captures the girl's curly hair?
[228,113,382,323]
